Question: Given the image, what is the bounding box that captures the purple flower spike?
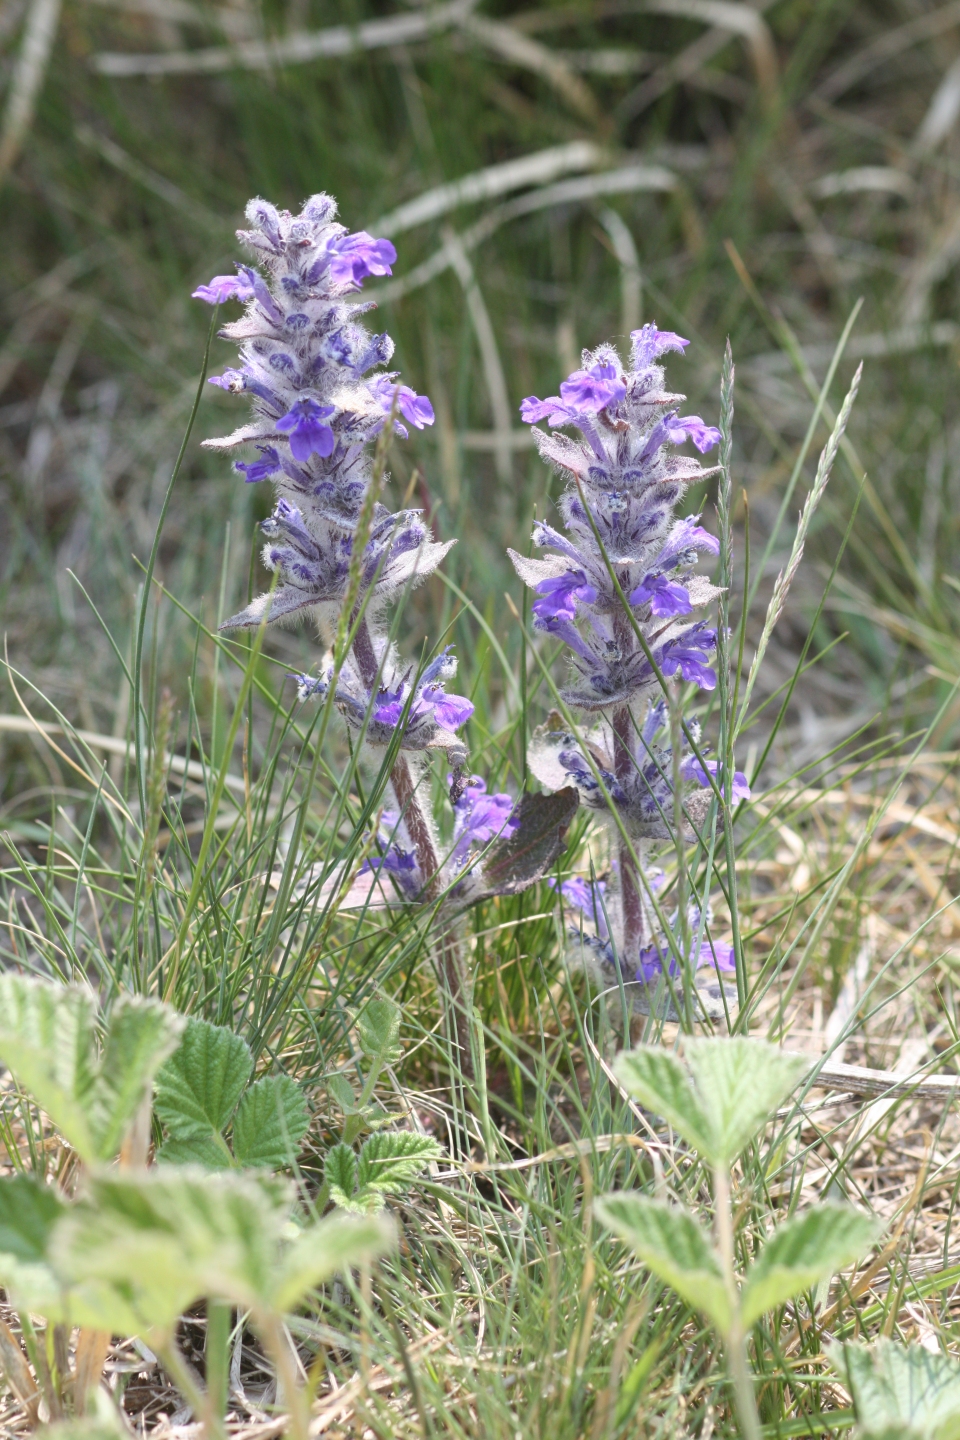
[328,231,397,287]
[276,398,336,461]
[192,273,255,305]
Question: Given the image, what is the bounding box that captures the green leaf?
[476,786,579,898]
[154,1017,252,1142]
[356,1131,442,1195]
[741,1205,880,1327]
[92,996,184,1160]
[54,1167,291,1323]
[684,1038,810,1165]
[595,1193,731,1332]
[0,978,98,1161]
[0,1174,64,1262]
[613,1048,714,1158]
[156,1133,233,1168]
[326,1072,357,1113]
[831,1339,960,1440]
[232,1075,310,1168]
[270,1212,395,1312]
[357,999,401,1064]
[325,1142,359,1209]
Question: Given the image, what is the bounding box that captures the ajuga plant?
[193,194,576,1070]
[511,326,749,1021]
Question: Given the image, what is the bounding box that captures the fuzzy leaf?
[741,1205,880,1328]
[324,1143,358,1202]
[154,1017,252,1141]
[0,1174,64,1262]
[270,1213,395,1311]
[331,1185,385,1215]
[596,1193,731,1332]
[356,1131,442,1195]
[831,1339,960,1440]
[357,999,401,1065]
[156,1133,232,1169]
[476,787,579,898]
[53,1167,292,1321]
[683,1038,810,1165]
[0,978,99,1161]
[614,1047,714,1157]
[326,1073,357,1112]
[232,1075,310,1168]
[92,996,184,1160]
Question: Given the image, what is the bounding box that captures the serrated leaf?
[356,1131,442,1195]
[271,1213,394,1311]
[326,1073,357,1112]
[325,1143,358,1200]
[156,1133,232,1169]
[831,1339,960,1440]
[92,996,184,1160]
[154,1017,252,1142]
[614,1048,714,1158]
[0,1174,64,1262]
[741,1205,880,1327]
[0,978,98,1161]
[596,1193,731,1331]
[684,1038,809,1165]
[477,787,579,899]
[232,1075,310,1168]
[54,1167,291,1322]
[357,999,401,1064]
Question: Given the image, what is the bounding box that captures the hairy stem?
[612,704,645,960]
[714,1165,762,1440]
[352,616,474,1080]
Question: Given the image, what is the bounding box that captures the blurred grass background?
[3,0,960,781]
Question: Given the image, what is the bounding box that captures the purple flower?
[630,324,690,367]
[235,446,281,484]
[276,398,336,461]
[451,776,518,865]
[368,376,436,436]
[237,264,284,325]
[532,570,598,623]
[680,756,751,802]
[558,362,627,413]
[521,363,627,430]
[327,231,397,287]
[642,411,721,461]
[359,811,422,899]
[628,573,692,617]
[208,366,283,409]
[552,875,609,940]
[362,656,474,737]
[660,628,717,690]
[431,692,474,730]
[637,935,736,985]
[192,273,255,305]
[657,517,720,566]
